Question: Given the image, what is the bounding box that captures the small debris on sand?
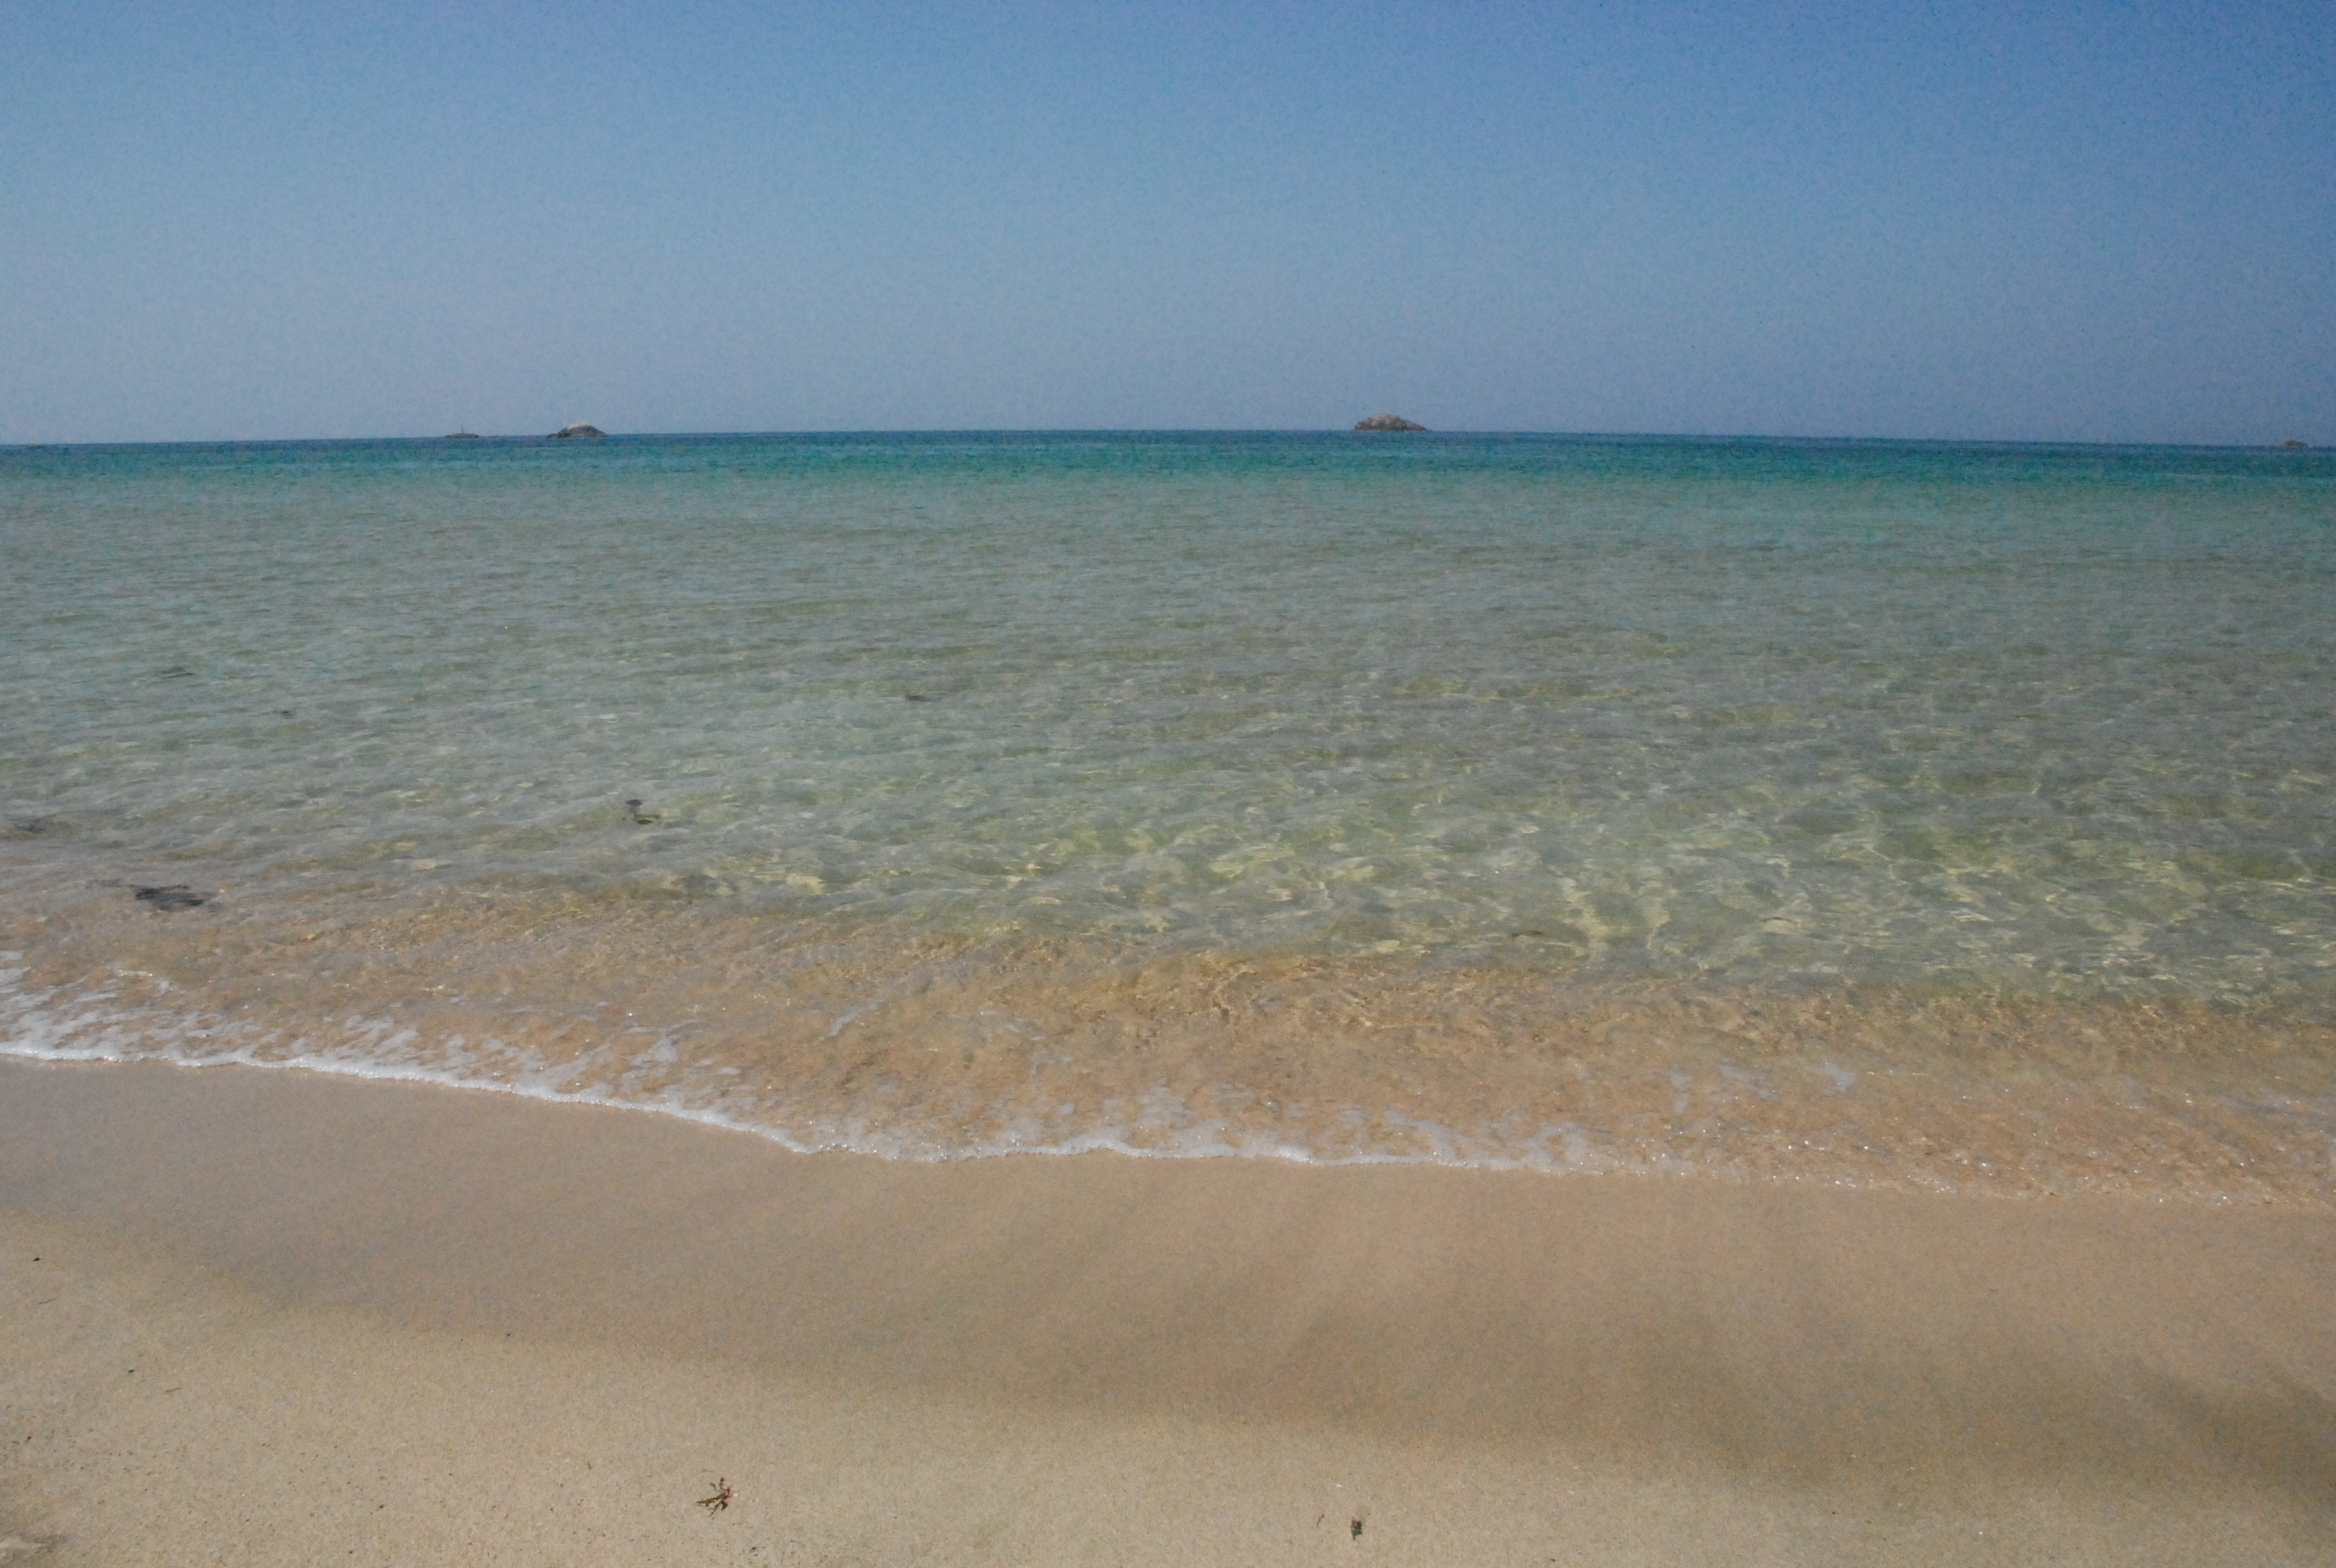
[131,885,207,911]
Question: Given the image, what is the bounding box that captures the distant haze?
[3,2,2330,445]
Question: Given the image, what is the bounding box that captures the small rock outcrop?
[1354,413,1427,432]
[550,423,607,439]
[2280,439,2311,449]
[444,432,481,440]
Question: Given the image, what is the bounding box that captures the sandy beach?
[2,1056,2332,1565]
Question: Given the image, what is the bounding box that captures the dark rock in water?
[2280,439,2311,449]
[1354,413,1427,432]
[551,423,607,440]
[132,884,206,911]
[445,432,482,440]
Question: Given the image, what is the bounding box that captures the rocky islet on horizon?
[1354,413,1428,432]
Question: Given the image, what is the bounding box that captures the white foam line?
[0,1007,1646,1174]
[0,963,1904,1182]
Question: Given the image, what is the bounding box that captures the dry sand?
[1,1056,2332,1565]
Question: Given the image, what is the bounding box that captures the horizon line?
[6,427,2324,452]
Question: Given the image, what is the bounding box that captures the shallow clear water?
[5,433,2333,1196]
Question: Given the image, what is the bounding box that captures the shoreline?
[12,876,2335,1199]
[3,1056,2335,1563]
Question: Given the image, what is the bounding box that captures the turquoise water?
[5,433,2334,1193]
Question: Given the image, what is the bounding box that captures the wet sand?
[1,1056,2333,1565]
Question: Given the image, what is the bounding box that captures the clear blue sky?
[3,2,2329,444]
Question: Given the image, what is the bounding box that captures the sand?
[1,1057,2332,1565]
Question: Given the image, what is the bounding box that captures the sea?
[3,432,2332,1201]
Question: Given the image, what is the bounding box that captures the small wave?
[0,958,1621,1172]
[6,940,2331,1203]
